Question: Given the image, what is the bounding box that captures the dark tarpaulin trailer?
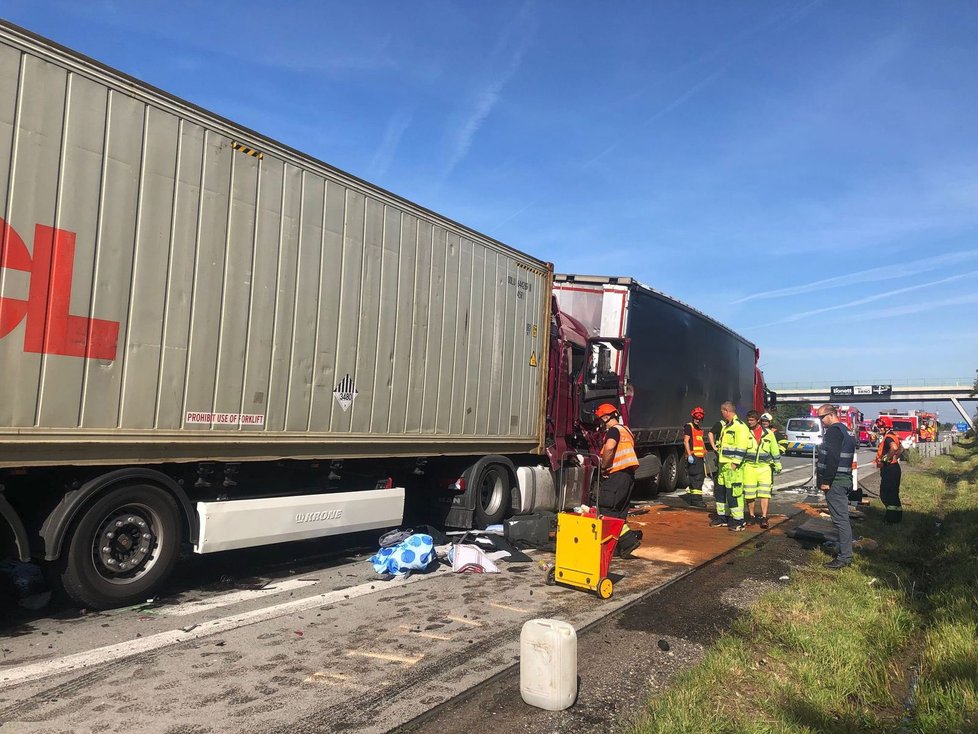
[554,275,757,446]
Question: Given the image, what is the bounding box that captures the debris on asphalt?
[450,544,500,574]
[0,559,49,602]
[779,575,790,582]
[503,512,557,549]
[180,623,199,633]
[232,577,271,590]
[657,639,670,652]
[18,591,51,611]
[378,528,415,548]
[369,533,435,577]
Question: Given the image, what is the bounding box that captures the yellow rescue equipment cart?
[546,509,625,599]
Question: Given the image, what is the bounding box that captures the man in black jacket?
[815,404,857,569]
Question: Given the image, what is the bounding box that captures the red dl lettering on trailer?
[0,218,119,360]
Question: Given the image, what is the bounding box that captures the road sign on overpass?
[830,384,892,398]
[771,381,975,428]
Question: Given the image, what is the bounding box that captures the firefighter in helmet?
[594,403,643,558]
[875,419,904,523]
[683,406,708,507]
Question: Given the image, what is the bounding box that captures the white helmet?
[760,412,773,421]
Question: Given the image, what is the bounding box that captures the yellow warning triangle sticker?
[529,351,538,367]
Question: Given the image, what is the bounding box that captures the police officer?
[683,406,708,507]
[714,401,750,531]
[594,403,643,557]
[816,404,857,568]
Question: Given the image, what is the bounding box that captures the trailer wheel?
[657,450,679,494]
[474,464,510,528]
[55,484,181,610]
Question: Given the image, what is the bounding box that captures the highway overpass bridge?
[769,379,976,427]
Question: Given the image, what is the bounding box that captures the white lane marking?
[0,568,448,691]
[489,602,529,614]
[303,671,370,692]
[398,624,452,641]
[445,615,483,627]
[305,671,347,684]
[345,650,424,666]
[156,578,320,616]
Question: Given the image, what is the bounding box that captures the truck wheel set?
[0,20,775,609]
[55,484,182,609]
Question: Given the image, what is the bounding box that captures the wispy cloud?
[848,292,978,321]
[369,107,414,179]
[747,270,978,329]
[734,250,978,304]
[497,0,824,226]
[443,2,537,178]
[500,66,726,228]
[582,69,726,170]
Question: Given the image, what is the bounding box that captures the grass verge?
[630,436,978,734]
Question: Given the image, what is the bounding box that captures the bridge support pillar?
[950,398,975,430]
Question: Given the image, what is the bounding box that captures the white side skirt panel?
[195,489,405,554]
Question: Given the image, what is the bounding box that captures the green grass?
[629,437,978,734]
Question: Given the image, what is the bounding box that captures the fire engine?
[810,405,864,434]
[876,411,918,449]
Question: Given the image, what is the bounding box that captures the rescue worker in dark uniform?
[683,406,708,507]
[875,422,905,524]
[816,404,857,569]
[594,403,643,558]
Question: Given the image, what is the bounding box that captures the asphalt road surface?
[0,450,879,733]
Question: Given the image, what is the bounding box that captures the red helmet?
[594,403,618,419]
[691,406,705,418]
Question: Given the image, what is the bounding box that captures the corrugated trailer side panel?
[0,26,549,466]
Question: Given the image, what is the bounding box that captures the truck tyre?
[657,450,679,494]
[633,475,658,499]
[474,464,511,528]
[55,484,181,609]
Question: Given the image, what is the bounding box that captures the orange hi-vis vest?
[610,425,640,473]
[687,423,706,457]
[876,431,903,466]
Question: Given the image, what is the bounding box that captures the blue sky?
[3,1,977,414]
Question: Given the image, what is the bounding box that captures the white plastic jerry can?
[520,618,578,711]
